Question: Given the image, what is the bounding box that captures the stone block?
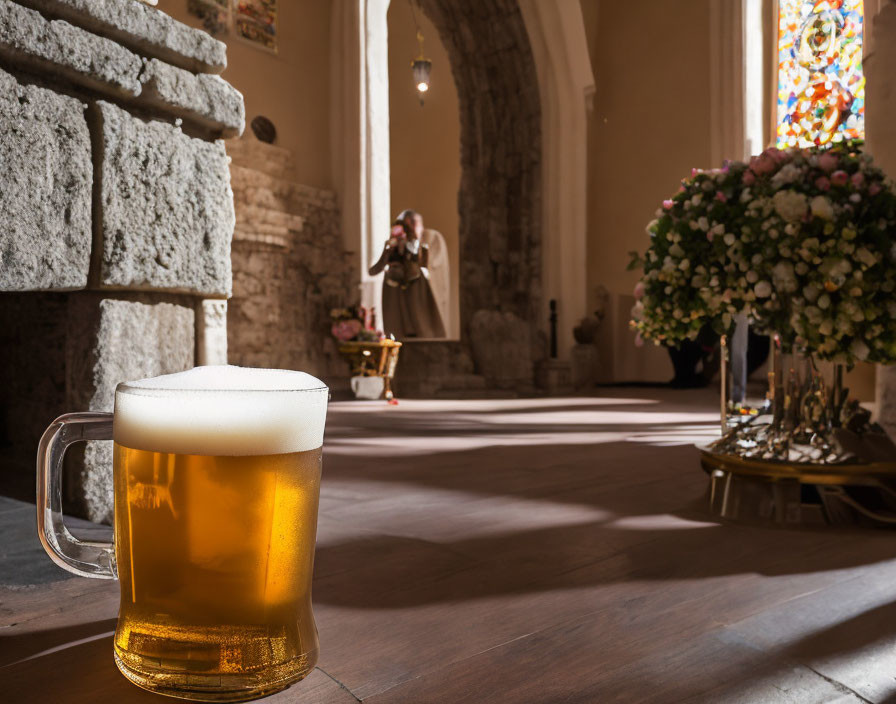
[0,0,142,97]
[95,100,234,296]
[227,136,296,180]
[139,58,244,137]
[196,299,227,365]
[469,309,534,389]
[0,67,91,291]
[66,293,195,523]
[16,0,226,73]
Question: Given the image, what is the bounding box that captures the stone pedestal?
[536,359,573,395]
[570,343,598,389]
[0,1,242,520]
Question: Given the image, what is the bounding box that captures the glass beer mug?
[36,366,329,701]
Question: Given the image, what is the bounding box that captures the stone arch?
[417,0,543,337]
[332,0,580,391]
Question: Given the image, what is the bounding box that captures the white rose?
[851,339,870,361]
[810,195,834,220]
[805,306,822,324]
[773,190,808,222]
[754,280,772,298]
[771,163,802,186]
[772,261,797,292]
[855,247,878,268]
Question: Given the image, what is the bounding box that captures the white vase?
[351,375,385,400]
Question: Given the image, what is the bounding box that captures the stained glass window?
[776,0,865,148]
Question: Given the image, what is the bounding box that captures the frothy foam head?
[113,366,328,456]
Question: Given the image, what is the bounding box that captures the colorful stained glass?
[776,0,865,148]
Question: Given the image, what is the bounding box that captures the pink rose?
[765,147,788,163]
[633,281,645,299]
[332,319,362,342]
[715,191,727,203]
[870,182,882,196]
[851,172,865,187]
[817,152,838,172]
[831,170,849,186]
[662,199,674,210]
[634,332,644,348]
[750,151,777,174]
[815,176,830,191]
[742,170,756,185]
[707,231,715,242]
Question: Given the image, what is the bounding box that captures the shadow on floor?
[0,628,161,703]
[313,435,896,609]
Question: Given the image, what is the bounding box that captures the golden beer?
[109,367,328,701]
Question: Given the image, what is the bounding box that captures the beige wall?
[387,1,461,339]
[156,0,333,189]
[581,0,713,305]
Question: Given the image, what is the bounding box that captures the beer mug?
[36,366,329,701]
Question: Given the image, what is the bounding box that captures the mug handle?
[36,412,117,579]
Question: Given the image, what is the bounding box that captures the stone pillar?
[865,0,896,435]
[196,300,228,366]
[0,0,243,520]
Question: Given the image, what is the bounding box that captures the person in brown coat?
[369,209,446,339]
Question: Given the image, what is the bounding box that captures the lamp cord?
[409,0,425,57]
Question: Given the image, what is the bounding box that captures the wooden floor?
[4,388,896,703]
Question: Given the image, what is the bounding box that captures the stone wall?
[227,138,356,386]
[0,0,242,522]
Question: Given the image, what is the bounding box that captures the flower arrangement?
[330,306,384,343]
[630,142,896,366]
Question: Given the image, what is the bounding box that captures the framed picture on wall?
[232,0,278,53]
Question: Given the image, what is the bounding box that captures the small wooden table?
[337,340,402,400]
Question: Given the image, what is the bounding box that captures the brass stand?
[704,335,896,527]
[702,450,896,527]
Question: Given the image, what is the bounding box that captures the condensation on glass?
[776,0,865,148]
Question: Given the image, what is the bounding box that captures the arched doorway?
[331,0,593,392]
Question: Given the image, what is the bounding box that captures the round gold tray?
[700,449,896,486]
[700,449,896,527]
